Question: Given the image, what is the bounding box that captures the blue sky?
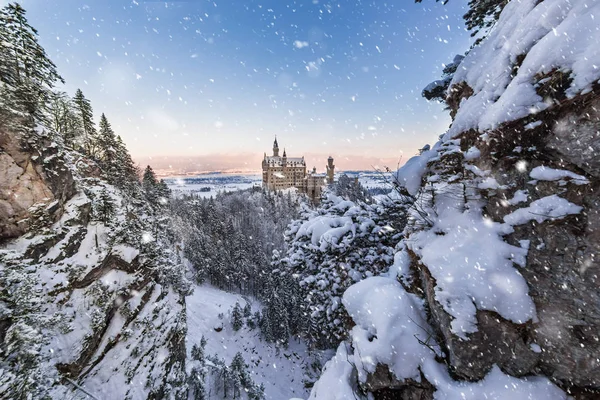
[13,0,472,170]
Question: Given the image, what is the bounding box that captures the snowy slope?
[186,285,325,400]
[1,144,188,399]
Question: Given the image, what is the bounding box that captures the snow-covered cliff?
[0,129,188,399]
[310,0,600,398]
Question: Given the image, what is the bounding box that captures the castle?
[262,137,334,201]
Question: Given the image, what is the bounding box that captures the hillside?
[0,126,189,399]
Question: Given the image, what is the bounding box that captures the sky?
[13,0,473,172]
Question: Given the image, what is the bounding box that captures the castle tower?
[326,156,335,184]
[273,136,279,157]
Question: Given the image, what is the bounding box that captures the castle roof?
[265,155,305,167]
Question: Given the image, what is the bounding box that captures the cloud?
[146,108,180,132]
[293,40,309,49]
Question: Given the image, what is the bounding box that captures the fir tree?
[113,136,141,195]
[229,352,250,399]
[95,188,116,224]
[143,165,159,204]
[189,366,206,400]
[0,3,63,123]
[189,336,207,400]
[231,302,243,331]
[415,0,509,40]
[278,194,407,347]
[248,383,266,400]
[243,302,252,318]
[191,336,207,362]
[48,91,83,148]
[73,88,98,156]
[97,113,118,170]
[156,179,171,206]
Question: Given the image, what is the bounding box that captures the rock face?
[409,90,600,395]
[0,129,75,241]
[353,93,600,400]
[309,1,600,399]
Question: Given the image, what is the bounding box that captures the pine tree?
[243,302,251,318]
[73,88,98,156]
[143,165,159,204]
[191,336,207,362]
[415,0,509,40]
[97,113,118,169]
[231,302,243,331]
[114,136,140,194]
[278,194,405,347]
[48,91,84,147]
[189,366,206,400]
[0,3,63,123]
[156,179,171,206]
[189,336,207,399]
[95,188,115,224]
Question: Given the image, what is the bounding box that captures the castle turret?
[326,156,335,184]
[273,136,279,157]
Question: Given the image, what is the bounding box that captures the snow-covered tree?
[143,165,160,204]
[95,188,116,223]
[415,0,509,39]
[48,91,83,148]
[231,302,244,331]
[97,113,118,170]
[278,194,408,346]
[0,2,63,124]
[422,54,465,104]
[73,88,98,156]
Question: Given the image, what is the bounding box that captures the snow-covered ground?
[166,174,261,198]
[166,171,394,198]
[186,285,324,400]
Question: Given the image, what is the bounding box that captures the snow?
[394,147,439,196]
[166,174,261,199]
[112,244,139,263]
[342,276,438,383]
[503,195,583,226]
[408,207,535,338]
[295,215,355,250]
[421,362,567,400]
[75,285,184,400]
[186,284,319,400]
[529,166,589,185]
[447,0,600,139]
[389,246,412,285]
[307,343,359,400]
[478,176,503,190]
[530,343,542,353]
[464,146,481,160]
[508,190,529,205]
[310,275,566,400]
[524,121,543,130]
